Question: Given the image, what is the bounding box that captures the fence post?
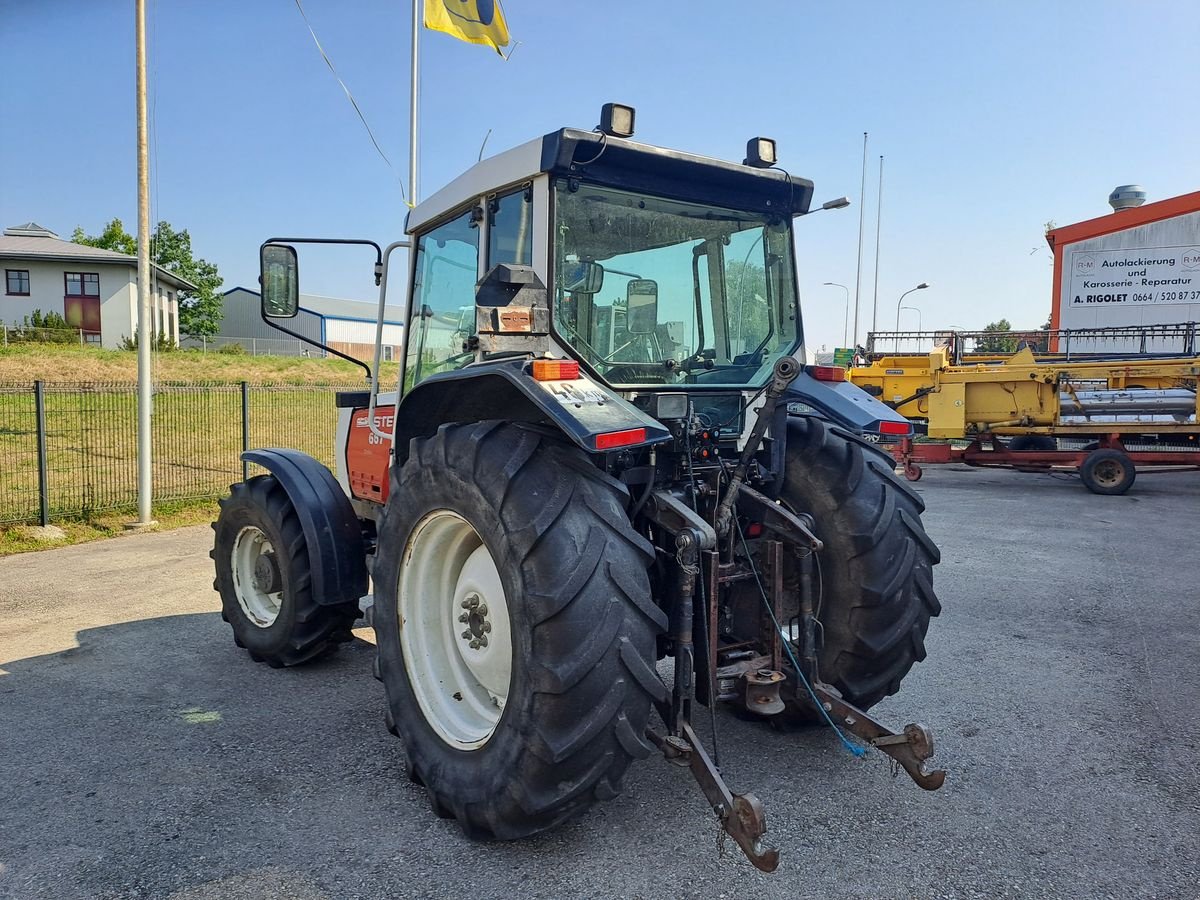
[34,380,50,527]
[241,381,250,482]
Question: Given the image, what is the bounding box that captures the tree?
[977,318,1018,353]
[72,218,224,337]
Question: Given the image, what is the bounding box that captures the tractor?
[212,105,944,871]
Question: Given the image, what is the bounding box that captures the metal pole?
[134,0,154,525]
[851,132,867,348]
[409,0,420,205]
[241,381,250,482]
[35,380,49,528]
[871,155,884,333]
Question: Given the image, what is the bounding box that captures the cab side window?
[404,208,480,390]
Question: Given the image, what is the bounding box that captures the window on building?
[65,272,100,297]
[6,269,30,295]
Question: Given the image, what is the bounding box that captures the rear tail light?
[595,428,646,450]
[532,359,580,381]
[876,420,911,435]
[807,365,846,382]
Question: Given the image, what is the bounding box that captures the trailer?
[848,325,1200,493]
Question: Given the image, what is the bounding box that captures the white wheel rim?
[231,525,283,628]
[398,510,512,750]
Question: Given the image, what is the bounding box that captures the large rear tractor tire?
[212,476,359,666]
[781,417,942,712]
[373,421,667,839]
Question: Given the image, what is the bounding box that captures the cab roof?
[405,128,815,234]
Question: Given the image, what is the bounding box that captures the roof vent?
[1108,185,1147,212]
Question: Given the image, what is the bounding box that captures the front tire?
[781,416,941,711]
[373,422,667,839]
[212,476,359,666]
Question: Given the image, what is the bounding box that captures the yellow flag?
[424,0,510,55]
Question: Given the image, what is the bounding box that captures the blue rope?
[734,517,868,759]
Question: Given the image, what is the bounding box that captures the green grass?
[0,498,219,556]
[0,381,359,527]
[0,341,400,386]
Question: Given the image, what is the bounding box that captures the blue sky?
[2,1,1196,349]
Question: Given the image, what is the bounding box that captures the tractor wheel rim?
[231,526,283,628]
[398,509,512,750]
[1095,460,1123,486]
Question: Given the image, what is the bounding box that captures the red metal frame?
[891,434,1200,482]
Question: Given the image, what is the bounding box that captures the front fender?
[241,449,368,609]
[784,372,912,436]
[393,360,672,463]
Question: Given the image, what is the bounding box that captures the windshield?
[553,181,802,388]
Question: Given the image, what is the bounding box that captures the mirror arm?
[257,237,385,382]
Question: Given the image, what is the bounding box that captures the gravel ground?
[1,465,1198,899]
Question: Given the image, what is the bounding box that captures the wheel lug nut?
[469,639,481,650]
[458,613,470,623]
[477,603,488,616]
[478,635,489,648]
[482,622,492,633]
[461,630,471,640]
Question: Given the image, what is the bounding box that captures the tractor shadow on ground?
[0,608,899,893]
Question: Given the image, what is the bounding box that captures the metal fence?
[0,380,363,526]
[178,335,320,356]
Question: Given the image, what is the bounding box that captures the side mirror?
[260,244,299,318]
[625,279,658,334]
[561,259,604,295]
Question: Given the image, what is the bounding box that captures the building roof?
[0,223,197,290]
[224,287,405,325]
[1045,190,1200,248]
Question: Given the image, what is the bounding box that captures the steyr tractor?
[212,105,944,871]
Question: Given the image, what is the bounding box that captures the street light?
[895,282,930,332]
[824,282,850,348]
[900,305,922,331]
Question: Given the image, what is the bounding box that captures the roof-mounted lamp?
[598,103,636,138]
[743,137,777,168]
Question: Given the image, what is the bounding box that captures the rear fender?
[241,449,368,608]
[392,360,671,464]
[785,372,913,436]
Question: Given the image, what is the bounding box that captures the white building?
[200,287,405,360]
[0,222,195,348]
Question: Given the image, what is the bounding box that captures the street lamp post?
[895,282,930,332]
[824,282,850,348]
[900,305,922,331]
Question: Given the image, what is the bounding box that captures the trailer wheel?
[1079,448,1136,495]
[212,476,358,666]
[781,417,941,712]
[1007,435,1057,452]
[372,421,665,840]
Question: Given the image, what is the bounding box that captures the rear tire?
[781,417,941,712]
[212,476,358,666]
[373,422,666,840]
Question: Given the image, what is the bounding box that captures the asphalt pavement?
[1,465,1198,899]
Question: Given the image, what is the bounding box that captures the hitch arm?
[647,723,781,872]
[809,683,947,791]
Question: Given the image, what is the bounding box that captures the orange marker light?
[807,365,846,382]
[532,359,581,381]
[595,428,646,450]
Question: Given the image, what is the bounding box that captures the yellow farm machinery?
[849,323,1200,494]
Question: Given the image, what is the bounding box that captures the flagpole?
[409,0,420,205]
